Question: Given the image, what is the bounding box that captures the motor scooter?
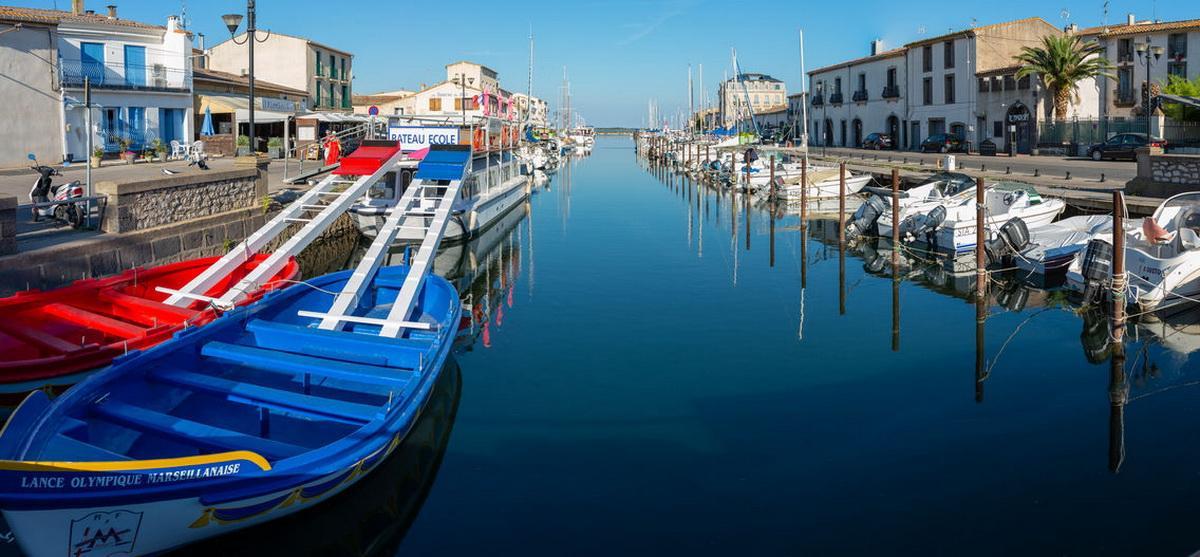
[27,153,85,228]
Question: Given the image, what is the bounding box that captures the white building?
[808,41,907,148]
[0,3,194,163]
[512,93,549,126]
[209,31,352,112]
[1081,15,1200,119]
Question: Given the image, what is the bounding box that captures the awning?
[199,93,296,123]
[297,112,371,123]
[1159,94,1200,110]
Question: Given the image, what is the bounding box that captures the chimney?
[871,39,885,56]
[1127,13,1136,26]
[106,4,116,18]
[1064,23,1078,33]
[71,0,83,15]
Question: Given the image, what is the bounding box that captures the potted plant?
[236,134,251,156]
[150,138,167,162]
[117,137,135,164]
[90,146,104,168]
[267,137,283,159]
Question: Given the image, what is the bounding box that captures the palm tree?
[1015,34,1114,120]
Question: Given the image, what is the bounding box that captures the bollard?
[980,164,986,172]
[1101,173,1106,182]
[976,176,986,300]
[1066,171,1072,180]
[1006,166,1011,174]
[1034,168,1040,177]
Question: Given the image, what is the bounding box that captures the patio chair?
[169,140,186,160]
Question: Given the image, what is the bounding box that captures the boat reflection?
[174,359,462,557]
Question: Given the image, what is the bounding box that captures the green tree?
[1161,75,1200,121]
[1015,35,1114,120]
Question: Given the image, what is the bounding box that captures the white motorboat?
[1067,192,1200,312]
[776,166,874,201]
[352,119,530,245]
[1004,215,1117,276]
[845,172,977,238]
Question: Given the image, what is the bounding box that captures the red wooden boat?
[0,255,299,396]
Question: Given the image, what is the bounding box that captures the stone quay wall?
[1150,154,1200,187]
[97,163,265,234]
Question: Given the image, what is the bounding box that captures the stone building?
[208,31,353,113]
[1080,16,1200,119]
[719,72,786,128]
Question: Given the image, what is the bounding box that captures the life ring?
[473,129,485,151]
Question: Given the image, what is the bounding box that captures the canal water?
[5,136,1199,555]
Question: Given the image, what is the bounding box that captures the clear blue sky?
[17,0,1195,126]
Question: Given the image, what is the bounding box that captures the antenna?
[1060,8,1071,22]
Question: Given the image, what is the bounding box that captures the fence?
[59,59,191,92]
[1038,117,1200,149]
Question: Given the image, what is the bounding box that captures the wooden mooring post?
[891,168,900,248]
[769,155,776,201]
[975,177,986,301]
[1112,190,1126,343]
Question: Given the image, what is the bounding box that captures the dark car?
[1087,133,1167,161]
[862,132,894,150]
[920,133,968,153]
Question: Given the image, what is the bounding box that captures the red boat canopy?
[333,140,402,176]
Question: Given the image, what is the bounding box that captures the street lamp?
[1135,38,1165,140]
[223,1,270,156]
[816,81,827,156]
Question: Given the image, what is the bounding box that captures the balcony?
[829,92,844,105]
[1117,53,1134,64]
[881,85,901,99]
[1113,89,1136,107]
[852,90,868,103]
[811,94,824,107]
[60,59,190,92]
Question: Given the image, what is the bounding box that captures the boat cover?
[414,145,472,181]
[333,140,403,176]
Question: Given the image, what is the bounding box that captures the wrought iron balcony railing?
[60,59,191,91]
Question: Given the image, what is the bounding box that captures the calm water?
[6,136,1200,555]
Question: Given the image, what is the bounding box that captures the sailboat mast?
[799,29,809,154]
[688,65,694,136]
[699,63,704,133]
[526,27,534,127]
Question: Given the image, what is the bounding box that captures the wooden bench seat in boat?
[245,320,426,367]
[41,303,144,339]
[148,370,380,424]
[0,319,92,354]
[91,400,306,460]
[200,341,411,389]
[44,433,131,461]
[98,289,200,324]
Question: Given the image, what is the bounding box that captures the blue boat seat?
[149,370,380,424]
[44,433,131,462]
[201,341,412,390]
[92,400,305,460]
[245,320,426,368]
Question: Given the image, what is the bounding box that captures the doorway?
[852,118,863,147]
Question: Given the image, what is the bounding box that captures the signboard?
[368,105,380,116]
[260,98,296,112]
[387,126,460,152]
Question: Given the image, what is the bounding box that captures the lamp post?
[816,82,827,157]
[1135,38,1164,140]
[222,1,270,155]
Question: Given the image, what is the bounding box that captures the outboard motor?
[845,194,888,239]
[984,217,1031,266]
[1080,238,1114,305]
[903,205,947,245]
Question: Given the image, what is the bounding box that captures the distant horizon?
[9,0,1194,126]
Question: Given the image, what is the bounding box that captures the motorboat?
[893,182,1065,254]
[1067,192,1200,312]
[846,172,977,238]
[0,265,460,557]
[352,118,530,245]
[995,215,1118,276]
[776,165,874,201]
[0,255,299,397]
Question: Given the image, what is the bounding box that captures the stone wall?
[97,165,265,233]
[0,196,15,256]
[1129,148,1200,198]
[1150,154,1200,187]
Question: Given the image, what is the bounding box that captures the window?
[944,41,955,69]
[857,73,866,93]
[315,51,323,76]
[886,67,897,89]
[123,45,145,87]
[834,77,842,93]
[315,84,321,106]
[993,121,1003,138]
[978,77,989,92]
[1168,33,1187,60]
[1169,61,1187,78]
[1117,39,1133,63]
[127,107,144,146]
[341,85,349,108]
[429,98,441,111]
[341,58,347,80]
[1018,75,1031,89]
[991,76,1001,90]
[923,77,932,105]
[81,42,104,83]
[944,74,955,104]
[329,54,336,78]
[328,83,334,106]
[1003,75,1016,91]
[1117,68,1133,102]
[922,45,933,72]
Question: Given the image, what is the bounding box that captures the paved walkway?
[0,157,307,200]
[807,147,1137,183]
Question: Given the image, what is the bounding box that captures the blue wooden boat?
[0,265,460,557]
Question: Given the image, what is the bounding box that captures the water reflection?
[175,360,462,557]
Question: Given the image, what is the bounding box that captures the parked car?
[1087,133,1167,161]
[862,132,894,150]
[920,133,968,153]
